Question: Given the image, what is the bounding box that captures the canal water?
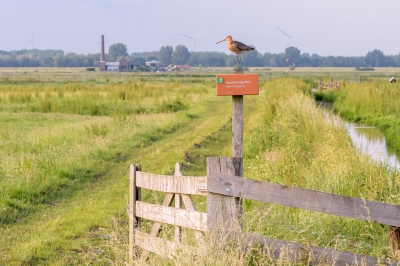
[345,122,400,171]
[319,102,400,172]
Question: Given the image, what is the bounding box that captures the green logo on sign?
[216,77,224,84]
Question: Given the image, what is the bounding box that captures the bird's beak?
[216,38,226,45]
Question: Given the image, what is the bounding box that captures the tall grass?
[317,81,400,153]
[1,74,400,264]
[242,77,400,260]
[0,80,210,116]
[0,78,215,225]
[0,75,240,265]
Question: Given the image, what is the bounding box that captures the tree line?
[1,44,400,68]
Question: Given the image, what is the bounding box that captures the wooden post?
[207,157,243,233]
[129,164,141,261]
[232,96,243,158]
[174,163,183,242]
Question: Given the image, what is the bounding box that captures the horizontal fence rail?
[208,172,400,227]
[242,234,397,266]
[135,201,207,231]
[134,229,196,259]
[136,172,207,195]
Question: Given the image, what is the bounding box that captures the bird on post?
[216,35,254,73]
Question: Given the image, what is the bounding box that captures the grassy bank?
[314,80,400,155]
[243,78,400,261]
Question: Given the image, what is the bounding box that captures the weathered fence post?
[174,163,183,242]
[207,157,243,233]
[232,96,243,158]
[389,226,400,256]
[129,164,141,262]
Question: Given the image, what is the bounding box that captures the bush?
[232,66,249,71]
[355,67,375,71]
[136,66,149,72]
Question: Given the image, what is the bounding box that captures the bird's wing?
[235,41,255,51]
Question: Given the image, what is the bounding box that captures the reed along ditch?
[318,101,400,172]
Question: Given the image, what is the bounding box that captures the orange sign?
[216,74,259,96]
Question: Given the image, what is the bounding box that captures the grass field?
[0,68,400,265]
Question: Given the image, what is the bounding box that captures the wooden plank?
[181,194,205,245]
[207,157,243,232]
[174,163,183,242]
[208,173,400,227]
[243,233,398,266]
[136,201,207,231]
[134,230,196,259]
[128,163,142,261]
[128,164,136,261]
[139,192,175,262]
[136,172,207,195]
[173,162,205,244]
[150,193,174,235]
[232,95,243,157]
[135,164,141,228]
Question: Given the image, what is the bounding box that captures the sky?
[1,0,400,57]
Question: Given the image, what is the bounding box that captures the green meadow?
[0,68,400,265]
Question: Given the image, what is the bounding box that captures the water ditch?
[318,102,400,172]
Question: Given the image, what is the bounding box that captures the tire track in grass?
[0,93,246,265]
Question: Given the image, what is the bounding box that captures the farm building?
[105,62,119,72]
[119,58,130,72]
[145,60,163,71]
[98,35,134,72]
[174,65,191,71]
[146,60,162,68]
[103,58,134,72]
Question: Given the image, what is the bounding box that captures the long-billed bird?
[216,35,254,73]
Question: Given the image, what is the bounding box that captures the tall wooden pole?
[232,95,243,158]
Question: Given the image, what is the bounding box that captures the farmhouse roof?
[146,60,162,64]
[106,62,119,66]
[174,65,191,69]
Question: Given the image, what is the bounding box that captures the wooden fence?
[128,157,399,265]
[318,78,340,90]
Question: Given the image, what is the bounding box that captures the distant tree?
[268,57,278,67]
[146,56,158,62]
[43,57,54,66]
[208,57,225,67]
[136,66,149,72]
[109,43,128,61]
[225,56,237,67]
[3,46,400,68]
[158,46,173,65]
[172,45,190,65]
[365,49,389,67]
[53,53,64,67]
[131,57,146,66]
[284,47,301,66]
[241,47,262,66]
